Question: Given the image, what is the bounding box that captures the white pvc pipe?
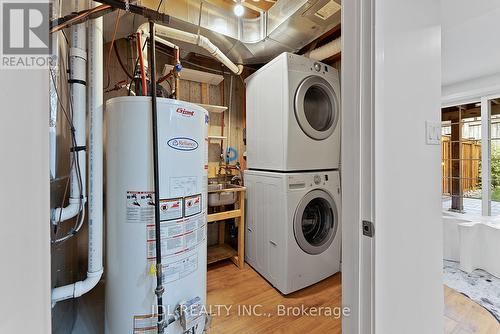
[137,23,243,75]
[308,37,341,61]
[52,0,87,224]
[87,11,104,278]
[52,8,103,306]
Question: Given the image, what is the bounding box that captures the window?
[442,97,500,216]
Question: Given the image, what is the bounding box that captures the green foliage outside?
[491,145,500,201]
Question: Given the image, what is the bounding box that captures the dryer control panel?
[286,52,336,78]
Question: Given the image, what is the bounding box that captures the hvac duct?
[103,0,341,65]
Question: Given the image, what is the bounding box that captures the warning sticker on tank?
[133,314,157,334]
[161,253,199,283]
[169,176,197,197]
[184,194,202,217]
[126,191,155,224]
[159,198,183,221]
[146,214,206,260]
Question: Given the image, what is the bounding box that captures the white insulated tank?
[105,97,209,334]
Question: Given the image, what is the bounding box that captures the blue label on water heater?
[167,137,199,151]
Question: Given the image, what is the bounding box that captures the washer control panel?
[287,173,334,190]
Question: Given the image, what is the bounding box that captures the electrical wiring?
[105,10,122,90]
[113,42,134,80]
[157,0,164,12]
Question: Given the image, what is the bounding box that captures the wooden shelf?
[207,244,237,265]
[208,209,242,223]
[197,103,227,114]
[207,135,227,140]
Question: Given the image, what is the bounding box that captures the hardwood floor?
[444,285,500,334]
[207,261,342,334]
[207,261,500,334]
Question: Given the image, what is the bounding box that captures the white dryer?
[245,170,341,294]
[245,52,341,171]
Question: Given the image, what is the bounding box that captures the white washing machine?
[245,52,341,172]
[244,170,341,294]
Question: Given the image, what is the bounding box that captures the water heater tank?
[105,97,209,334]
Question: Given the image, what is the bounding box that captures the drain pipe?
[52,0,87,224]
[306,37,341,61]
[52,7,104,305]
[137,23,243,75]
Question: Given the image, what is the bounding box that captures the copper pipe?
[136,33,147,96]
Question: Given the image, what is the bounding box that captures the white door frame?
[341,0,375,332]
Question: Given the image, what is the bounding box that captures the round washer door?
[294,189,338,255]
[294,75,339,140]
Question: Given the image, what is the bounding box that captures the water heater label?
[167,137,198,151]
[126,191,155,223]
[184,194,202,217]
[169,176,198,197]
[159,198,183,221]
[162,253,199,283]
[146,214,206,260]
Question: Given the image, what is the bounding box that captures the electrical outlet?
[426,121,441,145]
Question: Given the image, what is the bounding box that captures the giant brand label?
[176,107,195,117]
[167,137,198,151]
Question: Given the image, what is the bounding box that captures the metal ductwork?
[104,0,341,65]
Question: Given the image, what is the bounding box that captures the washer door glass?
[294,189,338,255]
[295,76,339,140]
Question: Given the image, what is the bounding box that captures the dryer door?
[294,76,339,140]
[294,189,338,255]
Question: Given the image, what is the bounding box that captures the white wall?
[374,0,443,333]
[0,70,51,332]
[442,0,500,103]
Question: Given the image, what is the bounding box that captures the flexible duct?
[137,23,243,75]
[307,37,341,61]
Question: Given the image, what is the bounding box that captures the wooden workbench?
[207,186,246,269]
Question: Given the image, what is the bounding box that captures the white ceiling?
[442,0,500,86]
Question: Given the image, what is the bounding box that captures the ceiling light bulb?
[234,3,244,17]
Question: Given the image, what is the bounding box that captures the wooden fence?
[442,136,481,195]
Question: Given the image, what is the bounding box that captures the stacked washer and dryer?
[244,52,341,294]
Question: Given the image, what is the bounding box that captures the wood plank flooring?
[444,285,500,334]
[207,261,500,334]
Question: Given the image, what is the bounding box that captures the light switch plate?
[426,121,441,145]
